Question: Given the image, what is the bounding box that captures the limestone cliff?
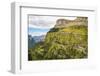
[55,17,88,28]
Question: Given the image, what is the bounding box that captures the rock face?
[55,17,88,28]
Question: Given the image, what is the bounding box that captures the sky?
[28,15,76,36]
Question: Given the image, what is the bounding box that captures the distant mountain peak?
[33,35,45,43]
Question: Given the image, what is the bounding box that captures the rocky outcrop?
[55,17,88,28]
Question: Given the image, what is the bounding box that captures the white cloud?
[29,16,76,29]
[29,24,54,29]
[29,32,47,36]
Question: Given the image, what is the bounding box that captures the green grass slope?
[28,25,88,60]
